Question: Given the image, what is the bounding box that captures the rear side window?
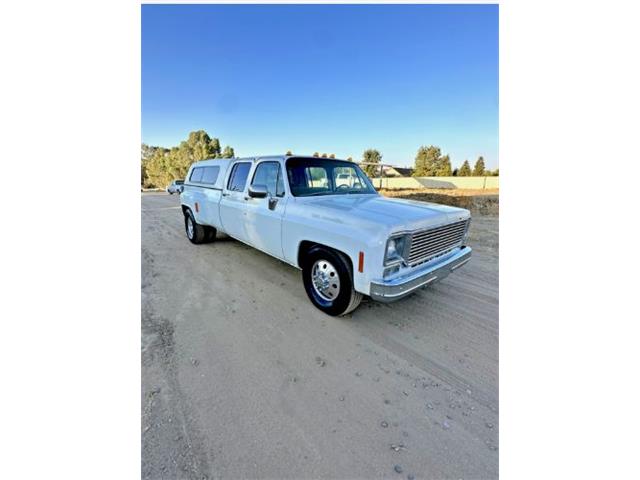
[227,162,252,192]
[189,167,204,183]
[189,166,220,185]
[201,166,220,185]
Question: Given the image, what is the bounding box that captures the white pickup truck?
[180,155,472,316]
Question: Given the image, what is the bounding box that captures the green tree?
[141,130,233,187]
[221,146,235,158]
[458,160,472,177]
[413,145,445,176]
[437,154,452,176]
[472,156,486,176]
[362,149,382,176]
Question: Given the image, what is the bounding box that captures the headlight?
[462,219,471,244]
[384,235,408,265]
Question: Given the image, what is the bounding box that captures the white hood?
[297,194,470,233]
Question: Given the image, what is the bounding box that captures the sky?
[142,4,498,169]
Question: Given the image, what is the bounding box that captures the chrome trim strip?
[379,275,439,299]
[450,258,470,271]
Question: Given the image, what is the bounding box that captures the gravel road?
[142,192,499,479]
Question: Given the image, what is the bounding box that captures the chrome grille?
[407,219,469,266]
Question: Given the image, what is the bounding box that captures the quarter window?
[227,162,252,192]
[251,162,285,197]
[201,166,220,184]
[189,167,204,183]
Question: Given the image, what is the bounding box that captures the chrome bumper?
[369,246,472,303]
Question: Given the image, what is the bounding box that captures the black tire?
[204,226,217,243]
[184,208,208,244]
[302,246,363,316]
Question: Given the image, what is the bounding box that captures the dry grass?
[379,188,499,215]
[379,188,499,197]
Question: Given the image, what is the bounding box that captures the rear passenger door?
[243,160,288,259]
[219,161,253,241]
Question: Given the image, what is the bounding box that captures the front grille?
[407,219,469,267]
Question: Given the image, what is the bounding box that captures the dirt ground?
[380,189,499,216]
[142,192,499,479]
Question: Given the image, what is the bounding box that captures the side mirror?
[248,184,268,198]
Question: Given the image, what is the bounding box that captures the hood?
[297,194,470,233]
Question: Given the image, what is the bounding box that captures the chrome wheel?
[187,216,194,239]
[311,259,341,301]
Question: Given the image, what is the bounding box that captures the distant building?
[382,166,414,177]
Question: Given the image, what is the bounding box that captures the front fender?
[282,207,389,295]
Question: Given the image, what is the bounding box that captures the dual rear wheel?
[184,208,216,244]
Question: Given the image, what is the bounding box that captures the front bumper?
[369,246,472,303]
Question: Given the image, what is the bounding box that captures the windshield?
[286,158,377,197]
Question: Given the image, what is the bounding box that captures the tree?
[362,149,382,176]
[472,156,486,176]
[413,145,451,176]
[141,143,158,186]
[437,154,452,176]
[221,146,235,158]
[141,130,234,187]
[458,160,472,177]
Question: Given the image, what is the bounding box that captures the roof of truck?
[191,155,353,166]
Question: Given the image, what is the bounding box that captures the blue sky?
[142,4,498,169]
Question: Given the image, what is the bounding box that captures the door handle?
[222,192,229,197]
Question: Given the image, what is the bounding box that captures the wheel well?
[297,241,354,273]
[181,204,190,216]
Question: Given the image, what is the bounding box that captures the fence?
[372,176,499,190]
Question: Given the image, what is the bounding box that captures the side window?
[306,167,329,188]
[201,166,220,185]
[227,162,252,192]
[189,167,203,183]
[251,162,285,197]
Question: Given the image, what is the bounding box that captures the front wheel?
[302,247,362,316]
